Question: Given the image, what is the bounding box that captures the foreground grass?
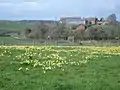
[0,46,120,90]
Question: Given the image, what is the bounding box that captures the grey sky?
[0,0,119,20]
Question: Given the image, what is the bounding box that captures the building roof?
[60,17,85,21]
[85,17,96,21]
[76,24,85,27]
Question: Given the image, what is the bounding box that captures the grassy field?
[0,37,19,44]
[0,37,77,46]
[0,37,34,45]
[0,21,35,31]
[0,46,120,90]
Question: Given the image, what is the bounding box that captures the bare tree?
[24,28,32,38]
[50,22,67,39]
[106,13,117,24]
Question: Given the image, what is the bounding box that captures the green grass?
[0,37,19,44]
[0,37,77,46]
[0,37,40,45]
[0,46,120,90]
[0,21,36,31]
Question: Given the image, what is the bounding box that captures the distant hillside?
[19,20,58,24]
[0,21,35,31]
[0,20,58,31]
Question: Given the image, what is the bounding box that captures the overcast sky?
[0,0,120,20]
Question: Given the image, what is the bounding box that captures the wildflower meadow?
[0,46,120,90]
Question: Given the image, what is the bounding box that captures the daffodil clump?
[0,46,120,73]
